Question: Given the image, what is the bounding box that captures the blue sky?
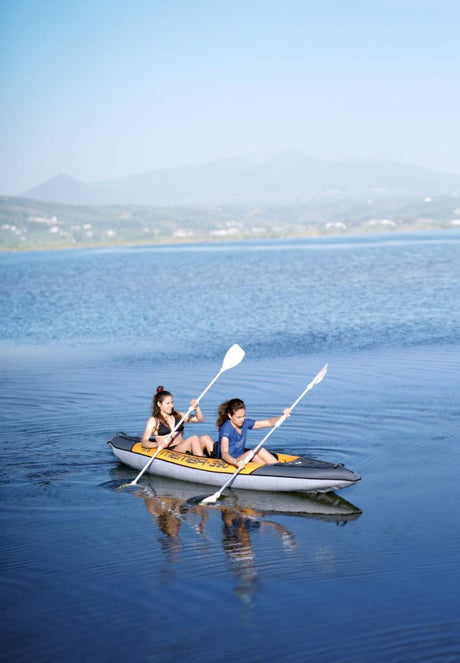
[1,0,459,194]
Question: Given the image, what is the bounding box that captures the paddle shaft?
[202,363,328,502]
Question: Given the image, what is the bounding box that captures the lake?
[1,231,460,662]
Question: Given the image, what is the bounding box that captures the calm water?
[1,231,460,662]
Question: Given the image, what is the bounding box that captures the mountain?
[22,174,95,205]
[21,153,460,206]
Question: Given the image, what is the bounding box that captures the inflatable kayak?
[108,432,361,493]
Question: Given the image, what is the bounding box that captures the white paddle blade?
[201,492,220,504]
[312,363,328,386]
[221,344,245,372]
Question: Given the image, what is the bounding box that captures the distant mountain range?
[21,152,460,206]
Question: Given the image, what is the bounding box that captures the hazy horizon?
[16,150,460,192]
[1,0,459,195]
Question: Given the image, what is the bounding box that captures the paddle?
[200,363,328,504]
[123,344,246,488]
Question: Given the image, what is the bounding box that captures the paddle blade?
[200,492,221,505]
[221,344,245,372]
[312,363,328,386]
[119,478,140,489]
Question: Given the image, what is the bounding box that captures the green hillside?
[1,194,459,250]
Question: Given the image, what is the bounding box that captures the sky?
[1,0,459,194]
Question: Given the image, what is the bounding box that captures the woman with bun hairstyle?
[216,398,291,469]
[142,386,215,456]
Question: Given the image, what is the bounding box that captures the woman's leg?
[171,436,194,453]
[198,435,215,456]
[236,450,255,466]
[189,434,213,456]
[252,447,277,465]
[189,435,203,456]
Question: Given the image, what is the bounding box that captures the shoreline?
[1,224,459,253]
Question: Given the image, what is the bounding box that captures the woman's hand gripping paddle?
[121,344,245,488]
[200,363,328,504]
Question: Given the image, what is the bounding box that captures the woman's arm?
[220,437,242,468]
[141,417,157,448]
[183,399,205,423]
[253,408,291,429]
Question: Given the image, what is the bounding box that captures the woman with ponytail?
[216,398,291,469]
[141,386,214,456]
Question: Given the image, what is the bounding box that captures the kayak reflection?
[117,463,360,525]
[133,472,363,523]
[111,468,361,600]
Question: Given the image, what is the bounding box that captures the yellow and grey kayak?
[108,432,360,493]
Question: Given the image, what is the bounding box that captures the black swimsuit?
[153,415,185,448]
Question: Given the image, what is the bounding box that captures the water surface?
[1,231,460,662]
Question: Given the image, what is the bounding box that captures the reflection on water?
[142,488,210,558]
[119,470,362,604]
[219,503,296,603]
